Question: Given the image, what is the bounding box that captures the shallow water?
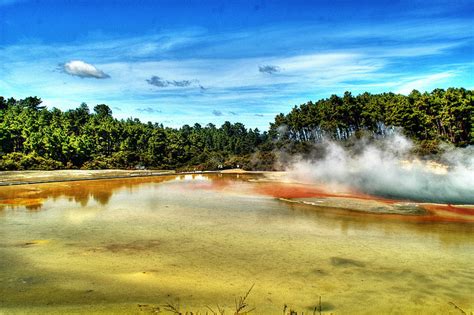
[0,174,473,314]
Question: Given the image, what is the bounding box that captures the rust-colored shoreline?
[1,170,472,224]
[282,198,474,224]
[0,169,266,187]
[253,181,474,223]
[0,170,169,186]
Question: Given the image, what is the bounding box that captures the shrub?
[0,152,63,170]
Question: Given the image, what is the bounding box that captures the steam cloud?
[62,60,110,79]
[287,132,474,204]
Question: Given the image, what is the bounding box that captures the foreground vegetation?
[0,87,472,170]
[138,284,328,315]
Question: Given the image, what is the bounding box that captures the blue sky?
[1,0,473,130]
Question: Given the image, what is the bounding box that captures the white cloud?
[1,20,472,129]
[396,72,454,95]
[62,60,110,79]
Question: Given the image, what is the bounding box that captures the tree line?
[0,97,271,170]
[0,87,472,170]
[269,88,472,150]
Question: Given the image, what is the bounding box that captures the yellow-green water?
[0,174,473,314]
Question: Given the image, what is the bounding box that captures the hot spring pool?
[0,174,473,314]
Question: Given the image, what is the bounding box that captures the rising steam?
[287,132,474,204]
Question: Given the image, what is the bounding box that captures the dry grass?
[135,285,331,315]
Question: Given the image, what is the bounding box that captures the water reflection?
[284,201,474,248]
[0,176,175,211]
[0,173,473,313]
[0,174,262,212]
[1,173,473,223]
[0,173,473,246]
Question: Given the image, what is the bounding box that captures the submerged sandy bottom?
[0,174,473,314]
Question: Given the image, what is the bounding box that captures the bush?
[80,155,113,170]
[243,151,277,171]
[412,139,441,156]
[0,152,63,170]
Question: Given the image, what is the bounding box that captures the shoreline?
[1,169,473,223]
[0,169,266,187]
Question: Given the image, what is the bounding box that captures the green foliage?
[0,88,471,171]
[270,88,473,147]
[0,97,268,170]
[0,152,62,170]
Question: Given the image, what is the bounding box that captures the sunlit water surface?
[0,174,473,314]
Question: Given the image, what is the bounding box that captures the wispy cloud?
[137,107,162,114]
[147,75,194,88]
[172,80,193,87]
[1,15,472,130]
[259,65,280,74]
[62,60,110,79]
[396,72,454,95]
[146,76,168,87]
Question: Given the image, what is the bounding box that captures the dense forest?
[0,87,472,171]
